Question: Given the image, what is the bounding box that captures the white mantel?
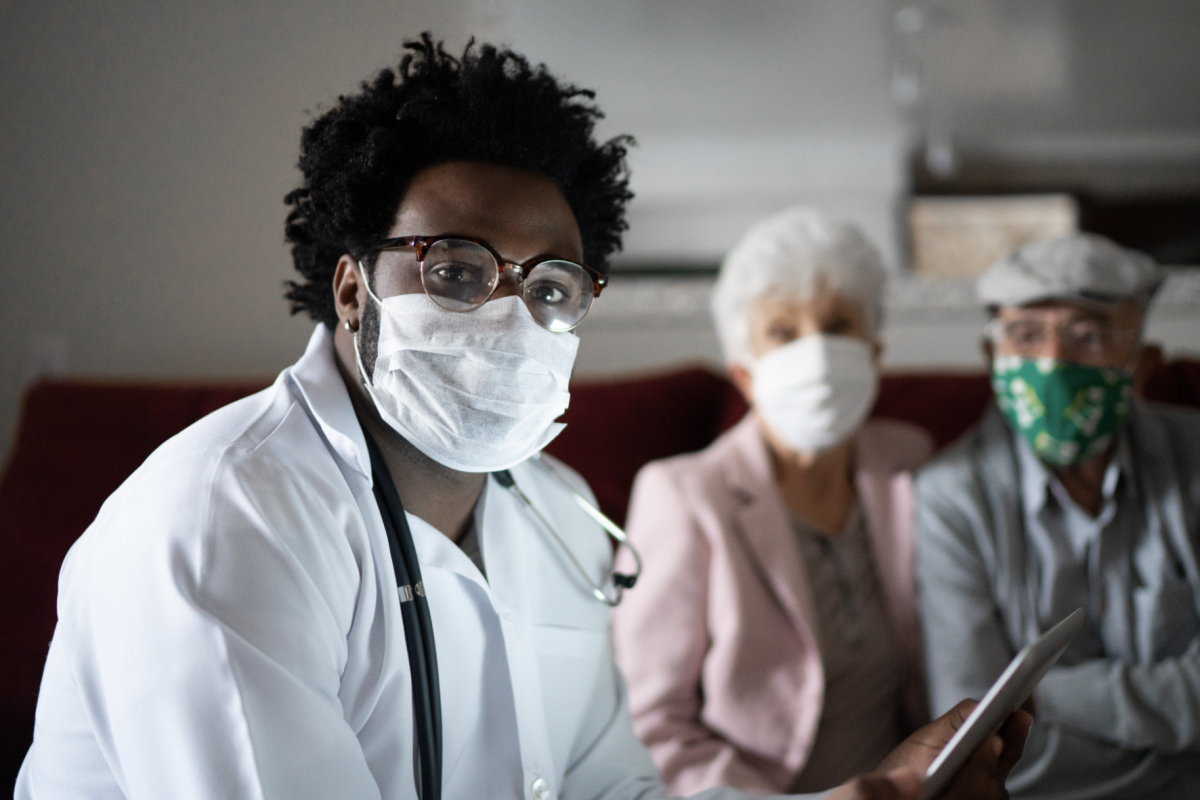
[573,268,1200,378]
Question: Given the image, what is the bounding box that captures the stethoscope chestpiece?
[491,459,642,606]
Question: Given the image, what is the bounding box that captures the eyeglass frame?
[364,233,609,300]
[982,315,1140,357]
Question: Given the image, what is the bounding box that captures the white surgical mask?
[355,290,579,473]
[750,334,878,453]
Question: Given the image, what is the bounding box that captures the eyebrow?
[1007,309,1109,323]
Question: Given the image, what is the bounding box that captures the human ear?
[728,362,754,405]
[981,338,994,369]
[333,255,365,331]
[1132,342,1163,397]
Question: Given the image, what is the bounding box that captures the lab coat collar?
[406,477,494,596]
[286,324,513,597]
[286,324,372,481]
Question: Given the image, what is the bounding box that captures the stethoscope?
[362,432,642,800]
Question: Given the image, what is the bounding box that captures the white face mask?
[355,291,579,473]
[750,334,879,454]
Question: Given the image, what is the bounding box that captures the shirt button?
[530,776,550,800]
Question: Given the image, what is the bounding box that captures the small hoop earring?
[344,320,356,333]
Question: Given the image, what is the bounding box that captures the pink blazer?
[612,413,932,796]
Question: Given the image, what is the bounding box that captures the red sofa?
[2,361,1198,789]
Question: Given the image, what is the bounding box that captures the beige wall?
[2,1,1199,466]
[0,0,476,461]
[0,0,908,463]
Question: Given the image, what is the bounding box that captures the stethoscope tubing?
[495,455,642,606]
[362,434,642,799]
[364,432,442,800]
[531,453,643,591]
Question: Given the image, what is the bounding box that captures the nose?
[490,268,522,301]
[1035,330,1068,361]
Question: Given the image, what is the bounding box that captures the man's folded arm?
[1036,636,1200,752]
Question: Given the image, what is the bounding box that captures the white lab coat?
[16,326,790,800]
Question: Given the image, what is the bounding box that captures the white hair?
[711,206,887,365]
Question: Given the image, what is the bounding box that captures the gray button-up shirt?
[917,402,1200,800]
[1015,428,1135,661]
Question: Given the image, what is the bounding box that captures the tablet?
[916,608,1085,800]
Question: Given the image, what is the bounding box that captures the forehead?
[390,161,583,260]
[753,290,864,319]
[997,299,1140,325]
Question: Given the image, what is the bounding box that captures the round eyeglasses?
[983,316,1138,360]
[363,234,608,332]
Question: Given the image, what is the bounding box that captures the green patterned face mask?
[991,355,1132,467]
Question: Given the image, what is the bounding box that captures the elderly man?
[917,232,1200,798]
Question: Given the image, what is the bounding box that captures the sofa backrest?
[1,359,1197,791]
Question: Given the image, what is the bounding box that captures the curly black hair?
[283,33,634,327]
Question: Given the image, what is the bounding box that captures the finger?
[876,697,993,777]
[885,768,923,798]
[967,730,1003,772]
[830,769,923,800]
[945,698,980,732]
[909,699,982,750]
[941,735,1004,800]
[995,710,1033,779]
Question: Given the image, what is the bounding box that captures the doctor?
[17,35,1026,800]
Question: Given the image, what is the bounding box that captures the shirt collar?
[286,324,372,480]
[1014,424,1129,516]
[406,476,495,593]
[1108,426,1133,496]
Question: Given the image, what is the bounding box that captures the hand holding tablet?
[914,608,1085,800]
[826,609,1082,800]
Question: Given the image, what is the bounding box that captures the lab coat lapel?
[286,325,371,480]
[405,513,482,788]
[477,472,558,793]
[724,415,819,642]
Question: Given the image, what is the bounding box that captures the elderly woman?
[612,207,934,796]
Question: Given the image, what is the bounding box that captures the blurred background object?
[908,194,1079,278]
[894,0,1200,265]
[1,0,1198,465]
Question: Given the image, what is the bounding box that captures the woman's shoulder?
[856,418,935,474]
[632,414,761,502]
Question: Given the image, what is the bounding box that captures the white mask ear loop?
[357,259,387,306]
[352,259,382,389]
[351,327,373,389]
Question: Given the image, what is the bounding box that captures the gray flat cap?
[977,232,1165,308]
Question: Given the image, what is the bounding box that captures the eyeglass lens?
[993,319,1112,355]
[419,239,594,331]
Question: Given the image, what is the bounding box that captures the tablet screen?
[916,608,1085,800]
